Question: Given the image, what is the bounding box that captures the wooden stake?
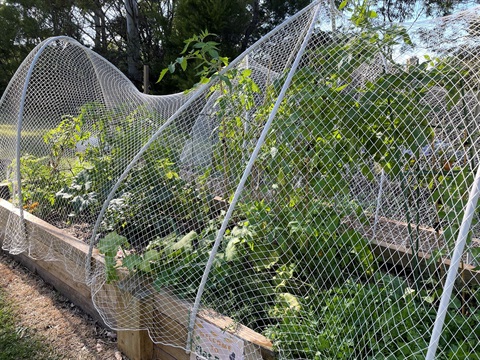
[143,65,150,94]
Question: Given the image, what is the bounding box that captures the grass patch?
[0,124,51,160]
[0,288,60,360]
[0,124,47,138]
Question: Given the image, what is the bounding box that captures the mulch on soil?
[0,251,127,360]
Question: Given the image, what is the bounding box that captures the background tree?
[76,0,109,56]
[0,0,52,94]
[137,0,178,94]
[0,0,478,96]
[376,0,475,21]
[237,0,312,51]
[163,0,250,91]
[125,0,141,84]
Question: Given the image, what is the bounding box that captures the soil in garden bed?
[55,221,93,244]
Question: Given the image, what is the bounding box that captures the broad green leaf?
[98,232,128,256]
[443,225,459,245]
[219,56,229,66]
[143,249,161,262]
[208,49,219,58]
[104,256,118,282]
[361,164,374,181]
[225,238,241,262]
[469,247,480,262]
[278,292,301,311]
[250,244,278,270]
[446,84,461,110]
[157,68,168,83]
[180,57,188,71]
[169,231,196,254]
[122,254,142,272]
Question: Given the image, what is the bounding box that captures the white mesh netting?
[2,2,480,359]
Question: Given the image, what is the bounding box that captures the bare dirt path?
[0,251,127,360]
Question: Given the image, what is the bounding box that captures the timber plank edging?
[369,238,480,285]
[368,216,480,285]
[0,198,275,359]
[2,198,480,358]
[2,197,480,357]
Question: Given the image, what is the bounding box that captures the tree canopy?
[0,0,477,95]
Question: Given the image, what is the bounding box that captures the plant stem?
[401,170,420,289]
[413,174,422,281]
[461,259,466,316]
[219,81,229,198]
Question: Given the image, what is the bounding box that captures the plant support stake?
[426,162,480,360]
[185,3,323,354]
[373,169,385,238]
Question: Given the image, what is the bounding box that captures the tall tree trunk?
[100,9,107,52]
[241,0,260,52]
[94,7,102,50]
[92,2,107,53]
[125,0,141,83]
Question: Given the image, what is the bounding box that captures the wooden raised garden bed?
[0,198,274,360]
[366,216,480,286]
[1,198,479,359]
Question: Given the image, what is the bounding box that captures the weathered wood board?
[0,198,275,360]
[2,197,479,359]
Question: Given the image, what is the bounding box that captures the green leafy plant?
[9,102,170,227]
[159,30,260,197]
[55,170,98,219]
[266,276,480,359]
[43,114,91,174]
[97,231,130,282]
[157,30,229,87]
[8,114,89,218]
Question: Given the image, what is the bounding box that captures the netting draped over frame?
[2,2,480,359]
